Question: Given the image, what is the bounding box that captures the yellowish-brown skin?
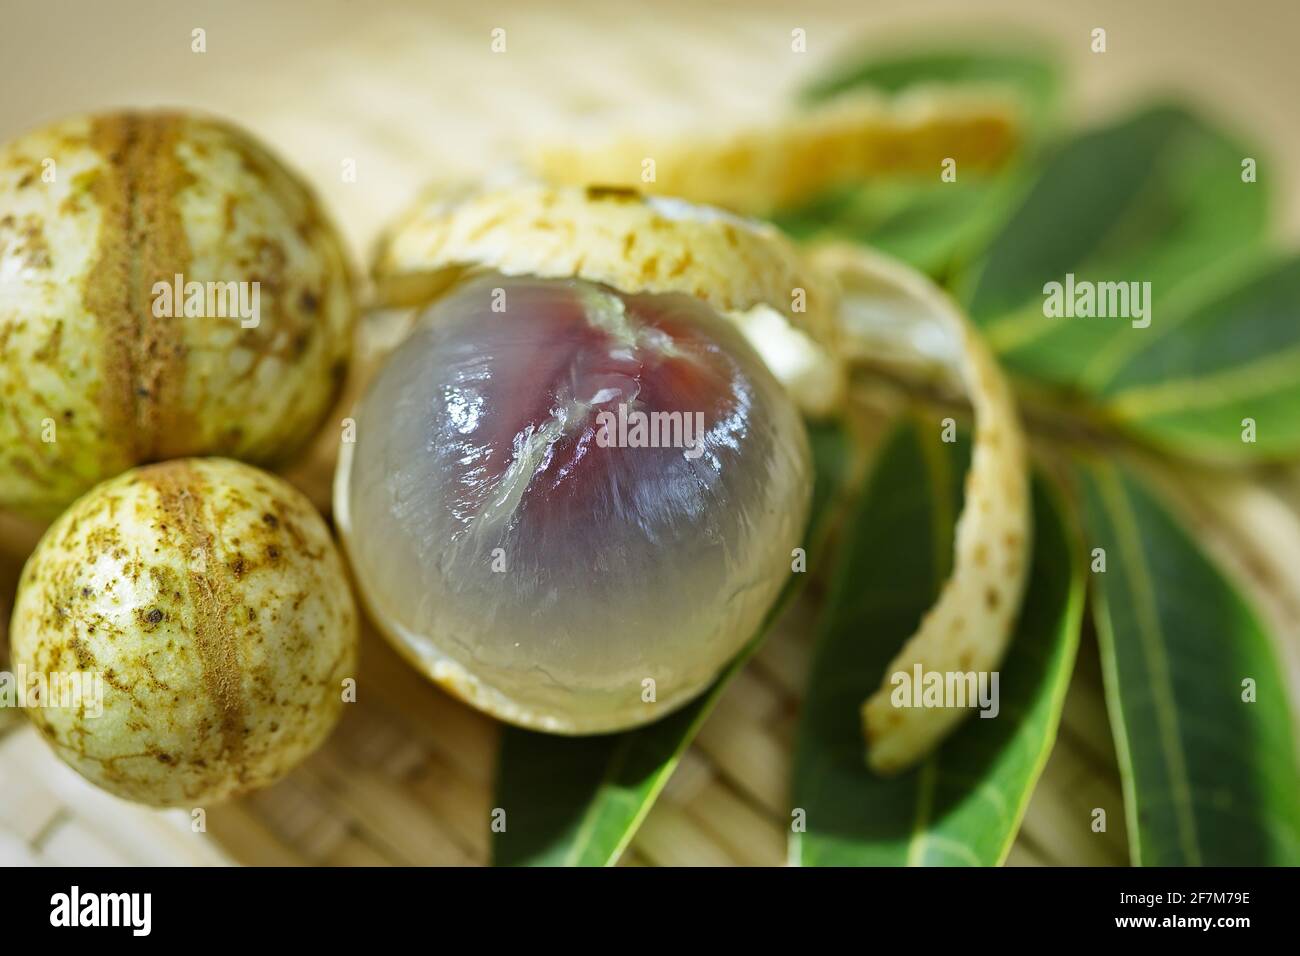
[0,111,355,519]
[807,244,1030,774]
[528,89,1022,216]
[372,182,846,415]
[9,457,358,807]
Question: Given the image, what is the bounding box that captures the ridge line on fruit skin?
[141,460,248,769]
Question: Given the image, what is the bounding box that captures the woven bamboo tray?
[2,0,1297,866]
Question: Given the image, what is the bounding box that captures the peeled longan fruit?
[336,273,810,733]
[0,110,355,519]
[10,458,358,806]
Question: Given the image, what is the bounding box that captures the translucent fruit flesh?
[338,274,810,732]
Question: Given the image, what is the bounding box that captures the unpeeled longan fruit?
[0,110,355,519]
[10,457,358,806]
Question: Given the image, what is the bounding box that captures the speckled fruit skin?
[0,110,355,519]
[9,458,358,807]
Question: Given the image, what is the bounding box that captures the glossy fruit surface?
[337,273,810,732]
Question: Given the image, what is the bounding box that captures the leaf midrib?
[1094,465,1204,865]
[561,741,634,867]
[1107,342,1300,419]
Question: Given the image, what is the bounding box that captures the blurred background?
[2,0,1298,866]
[3,0,1298,255]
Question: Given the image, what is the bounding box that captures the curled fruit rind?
[810,243,1031,775]
[372,182,844,414]
[526,88,1023,217]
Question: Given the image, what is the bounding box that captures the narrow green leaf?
[1080,459,1300,865]
[775,177,1028,279]
[800,46,1062,131]
[791,421,1084,866]
[492,420,857,866]
[963,105,1270,391]
[776,47,1061,278]
[1098,256,1300,460]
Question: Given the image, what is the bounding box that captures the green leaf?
[1098,256,1300,460]
[1079,459,1300,865]
[963,105,1271,392]
[800,45,1062,132]
[776,47,1061,278]
[791,420,1084,866]
[775,177,1028,279]
[491,420,857,866]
